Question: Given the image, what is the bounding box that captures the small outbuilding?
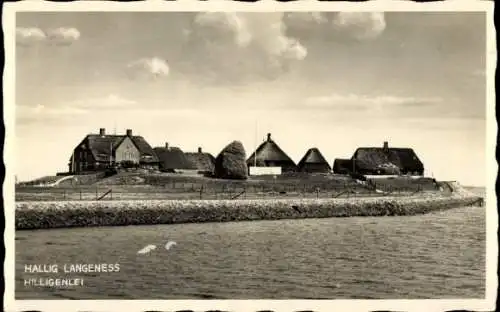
[153,143,196,172]
[185,147,216,175]
[297,148,331,173]
[332,158,353,175]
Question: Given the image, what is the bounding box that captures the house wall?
[71,145,96,173]
[259,160,297,172]
[115,136,141,164]
[299,163,331,173]
[249,166,282,176]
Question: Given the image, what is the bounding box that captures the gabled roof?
[185,152,216,172]
[353,147,424,173]
[71,133,159,163]
[154,146,196,170]
[246,133,296,167]
[297,148,331,169]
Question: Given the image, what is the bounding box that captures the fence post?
[96,187,98,200]
[80,189,82,200]
[200,185,203,200]
[63,190,66,200]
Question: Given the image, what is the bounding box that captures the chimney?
[198,147,202,153]
[267,133,271,142]
[99,128,105,136]
[383,141,389,152]
[165,142,169,149]
[126,129,132,137]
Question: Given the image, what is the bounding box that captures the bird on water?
[137,241,177,254]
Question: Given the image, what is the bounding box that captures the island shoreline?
[16,185,484,231]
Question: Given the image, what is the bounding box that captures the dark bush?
[121,160,139,168]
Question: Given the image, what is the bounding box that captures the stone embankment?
[15,182,483,230]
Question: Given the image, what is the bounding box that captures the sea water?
[15,204,485,299]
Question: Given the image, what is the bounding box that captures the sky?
[14,11,487,186]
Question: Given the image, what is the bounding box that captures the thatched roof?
[297,148,331,172]
[353,146,424,174]
[185,149,216,173]
[71,132,158,163]
[153,146,195,170]
[246,133,297,170]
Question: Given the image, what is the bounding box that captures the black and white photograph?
[4,1,496,311]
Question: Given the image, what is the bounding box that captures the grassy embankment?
[15,172,483,230]
[16,172,438,201]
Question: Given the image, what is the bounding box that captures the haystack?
[214,141,248,180]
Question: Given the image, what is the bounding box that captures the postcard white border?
[3,1,497,311]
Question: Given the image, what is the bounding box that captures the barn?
[297,148,331,173]
[185,147,216,175]
[68,128,158,174]
[153,143,196,173]
[352,141,424,176]
[246,133,297,173]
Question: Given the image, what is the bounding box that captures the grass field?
[16,172,440,202]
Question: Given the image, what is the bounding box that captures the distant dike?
[15,182,484,231]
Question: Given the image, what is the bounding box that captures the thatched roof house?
[153,143,196,172]
[332,158,353,174]
[352,141,424,175]
[297,148,331,173]
[246,133,297,172]
[69,128,158,173]
[185,147,216,174]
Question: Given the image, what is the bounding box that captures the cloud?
[17,104,88,123]
[332,12,386,40]
[184,12,307,83]
[46,27,81,46]
[16,27,47,46]
[284,12,386,41]
[178,12,387,84]
[193,12,252,47]
[17,94,137,124]
[70,94,137,110]
[305,93,442,110]
[126,57,170,80]
[16,26,80,47]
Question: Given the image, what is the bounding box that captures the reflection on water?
[15,204,486,299]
